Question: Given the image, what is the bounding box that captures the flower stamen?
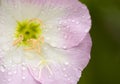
[13,18,44,54]
[13,35,24,46]
[38,59,53,78]
[28,18,43,25]
[25,36,44,53]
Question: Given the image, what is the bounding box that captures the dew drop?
[63,68,66,71]
[8,78,12,82]
[22,63,26,66]
[44,29,48,32]
[76,21,80,25]
[72,20,76,23]
[66,26,70,28]
[67,78,70,81]
[1,20,5,24]
[43,47,48,50]
[9,60,12,64]
[64,21,67,23]
[64,74,67,77]
[46,37,50,40]
[64,35,68,39]
[8,72,12,75]
[22,67,26,71]
[12,65,15,68]
[65,62,69,65]
[0,65,6,72]
[22,76,26,80]
[59,21,62,25]
[0,54,3,58]
[82,15,85,18]
[51,42,56,47]
[13,71,17,74]
[82,6,86,9]
[63,46,67,49]
[58,27,61,31]
[48,75,52,78]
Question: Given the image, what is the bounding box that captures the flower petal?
[0,0,91,49]
[40,0,91,49]
[0,65,41,84]
[0,1,92,84]
[0,0,22,20]
[29,33,92,84]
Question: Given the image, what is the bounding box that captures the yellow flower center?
[13,18,44,53]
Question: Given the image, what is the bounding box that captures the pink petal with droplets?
[1,0,91,49]
[28,34,92,84]
[0,65,41,84]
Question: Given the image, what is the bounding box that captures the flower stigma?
[13,18,44,54]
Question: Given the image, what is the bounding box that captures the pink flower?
[0,0,92,84]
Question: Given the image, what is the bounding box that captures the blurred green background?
[78,0,120,84]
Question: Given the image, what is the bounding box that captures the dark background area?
[78,0,120,84]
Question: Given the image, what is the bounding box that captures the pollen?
[13,18,44,53]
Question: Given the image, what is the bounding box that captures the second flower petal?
[28,34,92,84]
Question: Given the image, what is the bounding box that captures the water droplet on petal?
[22,76,26,80]
[13,71,17,74]
[22,67,26,71]
[8,79,12,82]
[64,35,68,39]
[64,74,67,77]
[48,75,52,78]
[64,21,67,23]
[22,63,26,66]
[43,47,48,50]
[63,46,67,49]
[71,20,75,22]
[0,65,6,72]
[8,72,12,75]
[65,62,69,65]
[58,27,61,31]
[46,37,50,40]
[12,65,15,68]
[59,21,62,25]
[1,20,5,24]
[67,78,70,81]
[76,21,79,24]
[66,26,70,28]
[45,29,48,32]
[63,68,66,71]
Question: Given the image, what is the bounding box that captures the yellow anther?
[28,18,43,26]
[13,35,23,46]
[25,36,44,54]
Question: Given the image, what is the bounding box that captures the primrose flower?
[0,0,92,84]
